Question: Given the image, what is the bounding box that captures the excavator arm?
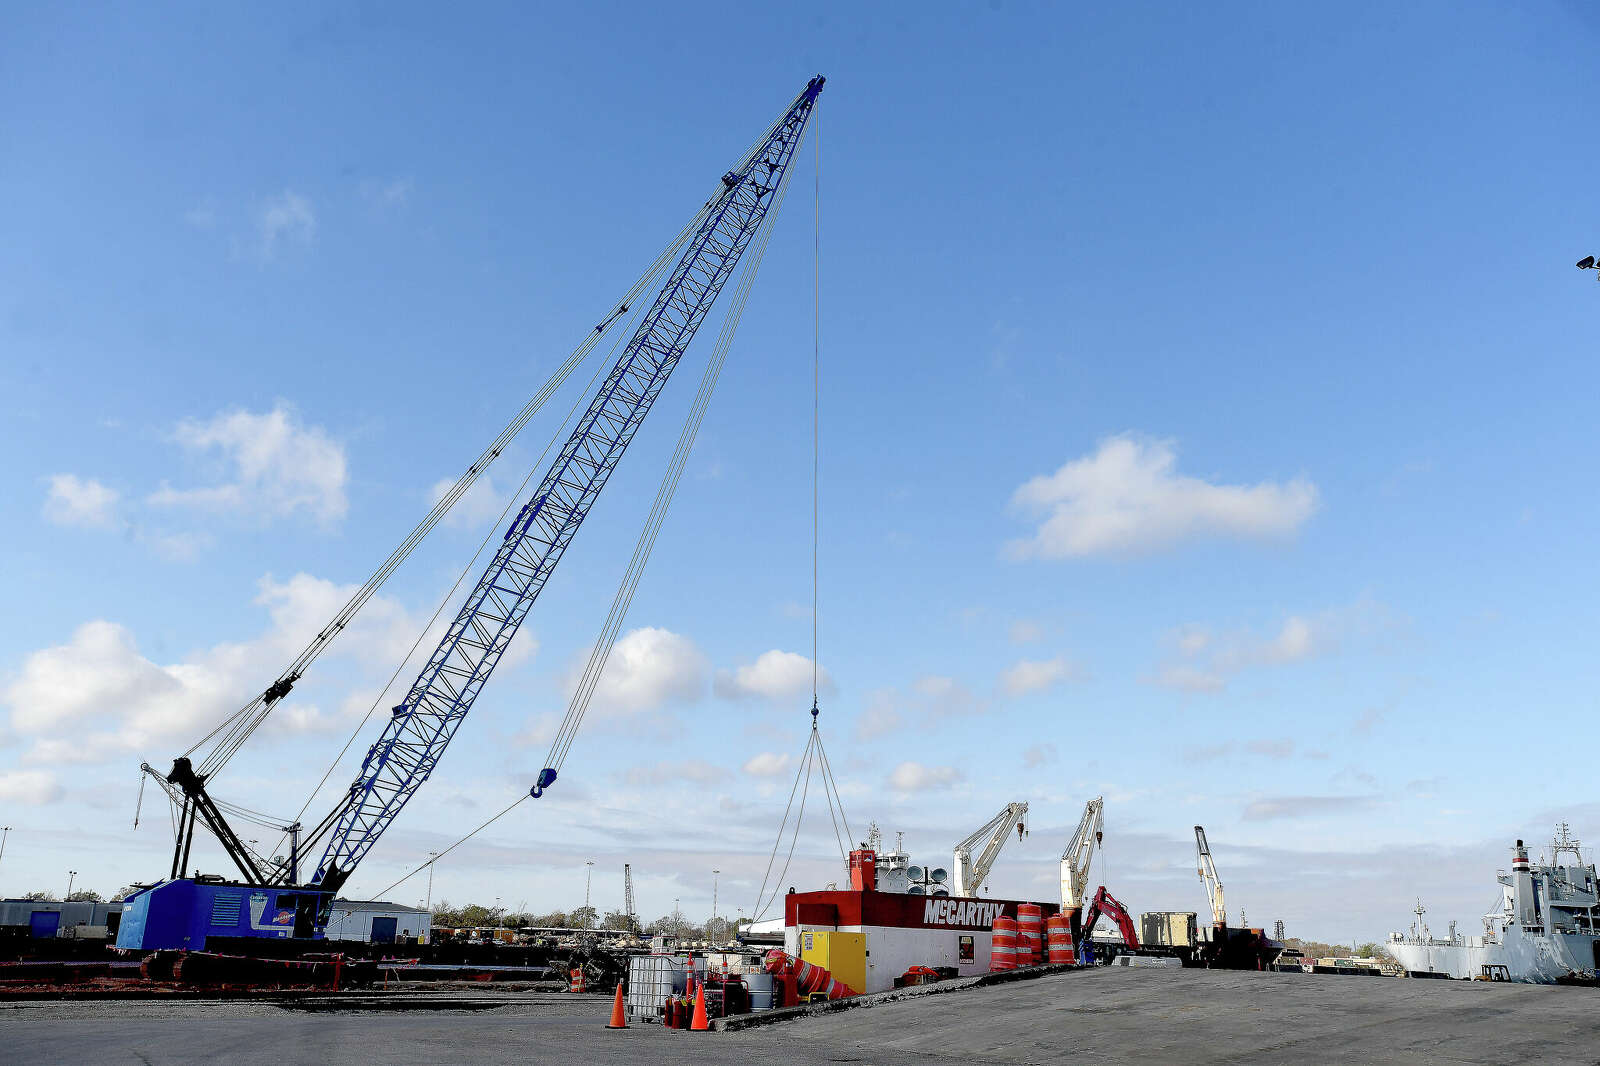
[1080,886,1140,950]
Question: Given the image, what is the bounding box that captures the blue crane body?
[118,76,823,952]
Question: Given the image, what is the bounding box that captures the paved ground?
[4,967,1599,1065]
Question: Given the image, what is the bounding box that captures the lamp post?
[585,860,595,928]
[712,869,721,945]
[426,852,439,913]
[66,870,77,901]
[0,826,11,874]
[674,898,681,938]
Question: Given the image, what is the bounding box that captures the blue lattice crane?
[118,76,823,951]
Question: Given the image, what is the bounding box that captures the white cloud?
[999,656,1078,696]
[184,198,218,230]
[1,573,427,766]
[149,404,347,524]
[714,650,832,704]
[580,627,705,717]
[742,752,793,778]
[42,474,120,528]
[257,190,315,257]
[1022,743,1057,769]
[429,474,511,530]
[1006,435,1318,559]
[911,675,984,718]
[625,760,727,787]
[853,690,904,742]
[1242,795,1377,821]
[360,177,413,209]
[888,761,964,792]
[1007,619,1043,645]
[0,769,63,805]
[1150,665,1226,693]
[1152,601,1387,695]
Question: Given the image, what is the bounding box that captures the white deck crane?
[1060,796,1104,910]
[951,802,1029,897]
[1195,825,1226,928]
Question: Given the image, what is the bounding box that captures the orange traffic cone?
[605,982,628,1029]
[689,982,710,1031]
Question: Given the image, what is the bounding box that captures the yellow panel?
[800,931,866,995]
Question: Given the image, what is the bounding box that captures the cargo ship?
[1386,827,1600,983]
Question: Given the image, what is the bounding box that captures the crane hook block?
[262,675,298,703]
[530,767,558,798]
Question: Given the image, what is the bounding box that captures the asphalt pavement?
[4,966,1598,1065]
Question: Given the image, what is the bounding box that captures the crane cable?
[542,107,806,775]
[185,89,800,787]
[748,116,855,925]
[360,112,810,906]
[260,296,647,866]
[183,200,716,783]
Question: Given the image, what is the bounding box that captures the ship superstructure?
[1388,826,1600,983]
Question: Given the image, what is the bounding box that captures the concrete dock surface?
[4,966,1598,1064]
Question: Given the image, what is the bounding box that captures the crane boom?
[1060,796,1103,909]
[1195,824,1226,926]
[310,77,824,891]
[951,802,1028,896]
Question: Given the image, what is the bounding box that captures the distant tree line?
[1284,936,1395,962]
[429,899,741,940]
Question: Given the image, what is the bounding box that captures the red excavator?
[1079,886,1139,962]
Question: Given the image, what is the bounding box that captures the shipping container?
[1139,911,1198,948]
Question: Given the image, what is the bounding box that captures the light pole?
[426,851,439,913]
[0,826,11,872]
[66,870,77,901]
[585,859,595,928]
[673,898,681,938]
[712,869,721,945]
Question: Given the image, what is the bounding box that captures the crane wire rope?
[812,106,820,707]
[360,115,809,905]
[258,297,647,866]
[158,112,796,868]
[541,115,804,775]
[747,117,855,924]
[183,203,714,783]
[186,95,795,798]
[749,730,817,923]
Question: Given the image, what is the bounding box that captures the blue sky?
[3,1,1598,942]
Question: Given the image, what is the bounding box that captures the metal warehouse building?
[1,899,124,939]
[324,899,432,944]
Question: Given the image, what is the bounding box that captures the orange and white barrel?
[1045,915,1077,964]
[1017,903,1044,966]
[990,915,1018,971]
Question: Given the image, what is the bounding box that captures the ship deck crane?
[951,802,1028,897]
[1060,796,1103,911]
[1195,825,1226,929]
[118,75,825,951]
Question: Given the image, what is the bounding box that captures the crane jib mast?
[120,76,823,948]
